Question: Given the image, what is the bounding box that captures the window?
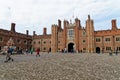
[116,37,120,41]
[83,40,86,43]
[33,41,36,44]
[38,41,40,44]
[83,31,86,36]
[68,29,74,38]
[24,40,27,44]
[43,47,46,50]
[83,48,86,50]
[0,37,3,42]
[43,41,46,44]
[106,47,111,51]
[117,47,120,51]
[96,38,101,42]
[105,38,110,42]
[17,39,21,43]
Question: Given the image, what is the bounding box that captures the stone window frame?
[83,48,86,50]
[82,40,86,44]
[82,31,86,36]
[43,41,46,44]
[106,47,111,51]
[33,41,36,44]
[43,47,46,50]
[116,37,120,41]
[0,37,3,42]
[24,40,27,44]
[17,39,21,44]
[105,38,110,42]
[117,47,120,51]
[67,29,74,38]
[38,41,40,44]
[96,37,101,42]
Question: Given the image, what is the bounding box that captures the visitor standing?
[115,49,118,55]
[36,48,40,57]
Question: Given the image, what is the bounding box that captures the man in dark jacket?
[4,47,14,63]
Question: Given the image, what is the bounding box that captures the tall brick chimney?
[11,23,16,32]
[88,15,90,20]
[75,18,81,28]
[43,27,47,35]
[58,19,61,29]
[33,31,36,36]
[112,19,117,30]
[26,30,29,35]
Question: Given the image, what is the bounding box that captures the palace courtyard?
[0,53,120,80]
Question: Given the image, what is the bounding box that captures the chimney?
[33,31,36,36]
[64,20,69,28]
[43,27,47,35]
[11,23,16,32]
[58,19,61,28]
[75,18,81,28]
[26,30,29,35]
[88,15,90,20]
[112,19,117,30]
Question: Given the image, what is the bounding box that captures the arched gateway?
[96,47,100,53]
[68,43,74,52]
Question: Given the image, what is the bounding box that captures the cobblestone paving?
[0,53,120,80]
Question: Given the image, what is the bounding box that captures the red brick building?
[0,23,32,51]
[33,15,120,53]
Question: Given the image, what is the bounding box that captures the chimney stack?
[75,18,81,28]
[26,30,29,35]
[43,27,47,35]
[112,19,117,30]
[58,19,61,28]
[11,23,16,32]
[88,15,90,20]
[33,31,36,36]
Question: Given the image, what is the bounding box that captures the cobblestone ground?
[0,53,120,80]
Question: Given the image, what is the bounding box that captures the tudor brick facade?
[33,15,120,53]
[0,15,120,53]
[0,23,32,51]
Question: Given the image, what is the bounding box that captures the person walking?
[109,49,113,56]
[115,49,118,55]
[30,48,34,54]
[4,47,14,63]
[36,48,40,57]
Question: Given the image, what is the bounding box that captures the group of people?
[109,49,119,56]
[4,47,41,63]
[25,48,40,57]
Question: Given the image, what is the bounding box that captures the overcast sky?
[0,0,120,35]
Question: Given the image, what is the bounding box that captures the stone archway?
[68,43,74,52]
[96,47,100,53]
